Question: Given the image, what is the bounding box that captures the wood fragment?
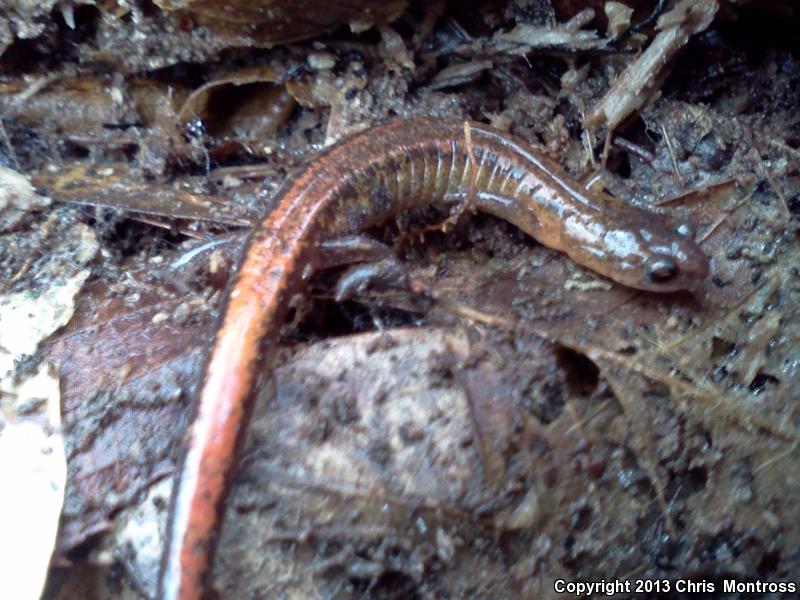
[585,0,719,131]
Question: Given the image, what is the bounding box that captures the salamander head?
[574,218,709,293]
[628,222,709,293]
[562,214,709,293]
[562,208,710,293]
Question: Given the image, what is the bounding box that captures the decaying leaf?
[0,222,97,377]
[154,0,409,43]
[0,365,66,600]
[0,165,50,231]
[176,64,295,138]
[31,163,255,227]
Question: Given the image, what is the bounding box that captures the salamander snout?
[640,223,710,293]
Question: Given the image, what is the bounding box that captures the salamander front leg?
[317,234,432,315]
[334,258,434,332]
[317,235,397,270]
[333,257,414,302]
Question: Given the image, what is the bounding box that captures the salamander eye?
[645,256,678,283]
[675,223,695,238]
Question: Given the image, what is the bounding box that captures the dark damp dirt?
[2,1,799,599]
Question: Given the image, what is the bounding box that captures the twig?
[13,74,60,105]
[696,191,752,244]
[0,119,19,169]
[660,123,684,186]
[613,136,656,164]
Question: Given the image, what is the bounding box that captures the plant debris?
[585,0,719,131]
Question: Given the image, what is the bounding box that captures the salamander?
[158,117,709,600]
